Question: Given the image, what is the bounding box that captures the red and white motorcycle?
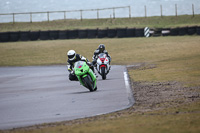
[96,53,110,80]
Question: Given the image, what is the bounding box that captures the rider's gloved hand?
[87,62,92,66]
[70,70,74,75]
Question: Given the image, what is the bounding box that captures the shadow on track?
[67,89,102,94]
[97,77,121,81]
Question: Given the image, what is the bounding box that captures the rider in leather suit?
[67,50,95,81]
[92,44,111,66]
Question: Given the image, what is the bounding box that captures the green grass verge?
[0,15,200,32]
[0,36,200,86]
[1,102,199,133]
[0,36,200,132]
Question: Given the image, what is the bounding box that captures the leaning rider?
[67,50,95,81]
[92,44,111,66]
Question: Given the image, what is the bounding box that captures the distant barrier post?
[129,6,131,18]
[175,4,178,17]
[30,12,32,23]
[12,13,15,24]
[80,10,83,21]
[64,11,66,21]
[144,27,150,37]
[97,9,99,19]
[113,8,115,19]
[192,4,194,17]
[47,12,49,22]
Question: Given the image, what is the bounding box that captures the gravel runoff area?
[2,63,200,131]
[127,63,200,113]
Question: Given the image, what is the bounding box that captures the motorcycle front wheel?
[82,75,95,92]
[101,67,106,80]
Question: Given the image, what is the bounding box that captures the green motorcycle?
[74,61,97,92]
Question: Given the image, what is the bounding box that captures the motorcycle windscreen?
[74,61,85,69]
[98,53,106,58]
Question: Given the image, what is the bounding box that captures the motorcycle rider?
[67,50,95,81]
[92,44,111,67]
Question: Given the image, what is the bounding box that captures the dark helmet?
[98,44,105,53]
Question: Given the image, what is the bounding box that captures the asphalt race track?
[0,65,134,129]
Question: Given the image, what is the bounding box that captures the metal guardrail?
[0,6,131,23]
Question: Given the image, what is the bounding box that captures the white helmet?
[67,50,76,61]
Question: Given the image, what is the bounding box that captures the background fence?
[1,26,200,42]
[0,4,198,23]
[0,6,131,24]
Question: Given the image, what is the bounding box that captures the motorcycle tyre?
[83,75,95,92]
[101,67,106,80]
